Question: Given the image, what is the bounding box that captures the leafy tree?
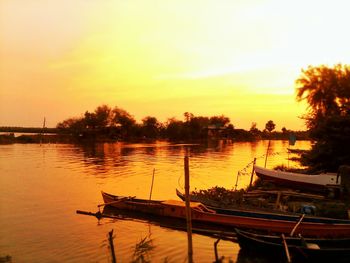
[265,120,276,133]
[183,112,194,122]
[165,118,184,140]
[83,111,96,129]
[296,64,350,128]
[209,115,230,127]
[112,106,136,138]
[141,116,160,139]
[296,64,350,171]
[186,115,210,140]
[56,117,85,136]
[250,122,259,133]
[94,105,113,128]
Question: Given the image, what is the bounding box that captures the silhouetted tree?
[250,122,259,133]
[296,64,350,128]
[209,115,230,127]
[94,105,113,128]
[141,116,160,139]
[265,120,276,133]
[165,118,184,140]
[186,116,210,140]
[296,64,350,171]
[112,107,136,138]
[183,112,194,123]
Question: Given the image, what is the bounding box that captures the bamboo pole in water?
[213,238,221,262]
[184,155,193,263]
[149,168,156,201]
[264,140,271,168]
[40,117,46,145]
[108,229,117,263]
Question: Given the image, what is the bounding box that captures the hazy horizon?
[1,0,349,130]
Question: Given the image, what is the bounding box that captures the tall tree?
[141,116,160,139]
[296,64,350,171]
[112,107,135,128]
[209,115,230,127]
[94,105,112,128]
[265,120,276,133]
[296,64,350,128]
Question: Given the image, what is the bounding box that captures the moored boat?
[101,191,350,237]
[235,228,350,262]
[254,165,340,192]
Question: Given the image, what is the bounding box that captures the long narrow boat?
[235,228,350,262]
[101,191,350,237]
[254,165,340,192]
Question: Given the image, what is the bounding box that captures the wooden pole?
[281,234,291,263]
[214,238,221,263]
[249,158,257,188]
[40,117,46,145]
[234,172,240,191]
[264,140,271,168]
[149,168,156,201]
[108,229,117,263]
[275,191,282,210]
[290,214,305,237]
[184,155,193,263]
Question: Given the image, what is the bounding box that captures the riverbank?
[0,131,310,145]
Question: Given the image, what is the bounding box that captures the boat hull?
[254,165,340,192]
[101,191,350,238]
[235,228,350,262]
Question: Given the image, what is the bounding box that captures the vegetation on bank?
[53,106,306,142]
[0,109,308,143]
[0,116,308,143]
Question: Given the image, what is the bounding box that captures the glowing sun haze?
[1,0,349,130]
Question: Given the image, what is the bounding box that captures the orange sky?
[1,0,350,130]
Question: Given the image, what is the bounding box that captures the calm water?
[0,140,310,262]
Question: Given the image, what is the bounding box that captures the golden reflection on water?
[0,140,310,262]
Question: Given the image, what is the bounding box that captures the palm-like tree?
[295,64,350,170]
[296,65,341,118]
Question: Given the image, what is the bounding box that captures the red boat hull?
[102,191,350,238]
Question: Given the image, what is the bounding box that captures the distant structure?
[205,125,227,139]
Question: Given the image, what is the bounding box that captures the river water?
[0,140,310,262]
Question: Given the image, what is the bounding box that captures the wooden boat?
[254,165,340,192]
[235,228,350,262]
[101,191,350,237]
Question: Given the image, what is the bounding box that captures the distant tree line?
[296,64,350,171]
[52,105,306,142]
[0,108,308,143]
[55,105,233,141]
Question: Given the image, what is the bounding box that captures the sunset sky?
[1,0,349,130]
